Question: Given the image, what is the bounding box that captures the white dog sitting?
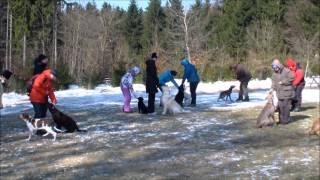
[161,86,183,115]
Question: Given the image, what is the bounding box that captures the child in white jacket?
[120,66,140,113]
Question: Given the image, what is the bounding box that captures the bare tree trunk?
[183,12,191,62]
[9,13,12,69]
[23,34,26,67]
[5,1,9,69]
[53,0,57,68]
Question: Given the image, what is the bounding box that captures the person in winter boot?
[180,58,200,107]
[145,52,160,115]
[120,66,140,113]
[286,58,305,112]
[159,70,179,90]
[230,63,252,102]
[0,70,13,109]
[29,69,58,119]
[271,59,295,124]
[33,54,49,75]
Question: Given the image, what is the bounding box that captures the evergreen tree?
[124,0,143,56]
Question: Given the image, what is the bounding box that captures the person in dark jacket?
[230,63,252,102]
[286,58,305,112]
[180,58,200,106]
[145,52,159,114]
[271,59,295,124]
[33,54,49,75]
[0,70,13,109]
[159,70,179,89]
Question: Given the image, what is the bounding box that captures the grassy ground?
[0,103,319,180]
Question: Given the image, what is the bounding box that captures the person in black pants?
[145,52,159,114]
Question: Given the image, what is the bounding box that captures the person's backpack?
[26,75,39,96]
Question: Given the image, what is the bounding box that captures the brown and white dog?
[19,113,63,141]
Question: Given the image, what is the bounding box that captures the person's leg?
[190,82,198,106]
[32,102,42,118]
[148,93,155,113]
[243,81,249,101]
[159,86,163,107]
[278,99,291,124]
[0,93,3,109]
[39,103,48,118]
[294,83,304,110]
[121,87,131,112]
[237,82,243,101]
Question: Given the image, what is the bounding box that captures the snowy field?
[0,78,319,179]
[1,78,319,115]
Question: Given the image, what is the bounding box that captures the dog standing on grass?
[256,91,277,128]
[217,85,236,102]
[20,113,63,141]
[48,103,86,133]
[137,97,148,114]
[161,86,183,115]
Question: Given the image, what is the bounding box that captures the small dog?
[175,85,185,107]
[137,97,148,114]
[309,118,320,136]
[256,92,277,128]
[20,113,63,141]
[161,86,183,115]
[217,85,235,102]
[48,103,86,133]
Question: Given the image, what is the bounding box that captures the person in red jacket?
[30,69,57,118]
[286,58,305,111]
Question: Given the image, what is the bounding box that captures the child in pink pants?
[120,66,140,113]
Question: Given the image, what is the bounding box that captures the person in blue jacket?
[159,70,179,90]
[180,58,200,107]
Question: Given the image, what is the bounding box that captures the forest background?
[0,0,319,91]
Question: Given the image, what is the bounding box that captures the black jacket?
[234,64,252,82]
[145,58,159,93]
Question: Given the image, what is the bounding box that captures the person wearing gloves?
[159,70,179,90]
[120,66,140,113]
[0,70,13,109]
[180,58,200,107]
[271,58,295,124]
[30,69,58,118]
[286,58,305,112]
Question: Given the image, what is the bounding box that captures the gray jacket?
[271,65,295,100]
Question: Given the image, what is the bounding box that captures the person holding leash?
[120,66,140,113]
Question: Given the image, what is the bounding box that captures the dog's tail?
[53,126,65,133]
[76,128,87,132]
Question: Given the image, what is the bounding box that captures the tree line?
[0,0,319,91]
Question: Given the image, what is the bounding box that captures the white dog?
[161,86,183,115]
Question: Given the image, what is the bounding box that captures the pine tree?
[124,0,143,56]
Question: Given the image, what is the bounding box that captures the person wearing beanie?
[286,58,305,111]
[230,63,252,102]
[120,66,140,113]
[180,58,200,106]
[145,52,160,114]
[29,69,57,118]
[0,70,13,109]
[271,58,295,124]
[33,54,49,75]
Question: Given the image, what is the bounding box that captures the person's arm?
[171,78,179,89]
[48,83,57,105]
[181,66,189,85]
[293,70,304,86]
[281,70,294,86]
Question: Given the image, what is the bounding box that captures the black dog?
[137,97,148,114]
[217,85,235,102]
[175,85,184,107]
[48,103,86,133]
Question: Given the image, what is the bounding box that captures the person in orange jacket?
[30,69,57,118]
[286,58,305,111]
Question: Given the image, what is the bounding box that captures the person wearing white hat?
[120,66,140,113]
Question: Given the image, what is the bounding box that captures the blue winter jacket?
[159,70,179,88]
[181,59,200,83]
